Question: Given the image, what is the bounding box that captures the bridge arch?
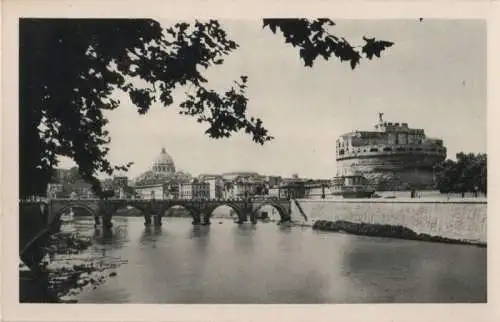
[121,200,168,226]
[117,201,151,215]
[55,204,97,219]
[111,204,147,217]
[162,204,198,218]
[252,201,290,221]
[206,203,244,220]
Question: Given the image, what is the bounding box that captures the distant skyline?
[58,19,486,180]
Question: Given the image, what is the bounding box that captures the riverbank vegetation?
[434,153,487,196]
[312,220,486,247]
[20,224,125,303]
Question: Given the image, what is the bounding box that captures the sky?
[59,19,487,180]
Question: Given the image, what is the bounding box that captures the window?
[396,147,405,152]
[370,148,378,152]
[416,148,422,151]
[383,147,392,152]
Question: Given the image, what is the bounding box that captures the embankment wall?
[291,199,487,243]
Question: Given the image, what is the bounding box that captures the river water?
[59,216,485,303]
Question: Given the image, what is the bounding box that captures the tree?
[481,159,487,195]
[472,153,487,195]
[434,153,487,196]
[262,19,394,69]
[434,159,459,194]
[20,18,393,198]
[100,178,115,190]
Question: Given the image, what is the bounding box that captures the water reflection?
[231,224,258,255]
[93,228,114,245]
[188,225,211,264]
[339,236,487,302]
[92,226,130,248]
[143,226,163,237]
[277,224,293,233]
[272,270,331,303]
[189,225,211,239]
[139,226,164,248]
[70,217,486,304]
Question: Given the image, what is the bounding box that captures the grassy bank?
[311,220,486,247]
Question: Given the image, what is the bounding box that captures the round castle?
[335,113,447,191]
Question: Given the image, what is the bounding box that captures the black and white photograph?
[2,1,497,321]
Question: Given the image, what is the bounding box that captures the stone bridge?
[42,198,292,227]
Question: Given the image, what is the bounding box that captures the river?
[53,216,486,303]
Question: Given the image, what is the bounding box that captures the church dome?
[152,147,175,174]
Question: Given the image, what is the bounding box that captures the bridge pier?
[192,213,202,225]
[201,213,211,226]
[235,212,247,224]
[94,215,113,228]
[144,214,152,227]
[153,215,162,226]
[102,215,113,229]
[278,214,292,225]
[249,212,257,225]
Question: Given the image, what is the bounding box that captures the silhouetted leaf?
[263,19,393,69]
[362,36,394,60]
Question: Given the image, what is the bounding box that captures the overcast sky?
[59,19,486,179]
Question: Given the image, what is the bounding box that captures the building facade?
[133,183,179,200]
[279,179,307,199]
[220,172,267,199]
[68,180,95,199]
[46,183,64,198]
[134,183,165,200]
[304,180,331,199]
[198,174,224,199]
[179,180,210,200]
[113,176,128,188]
[264,176,283,188]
